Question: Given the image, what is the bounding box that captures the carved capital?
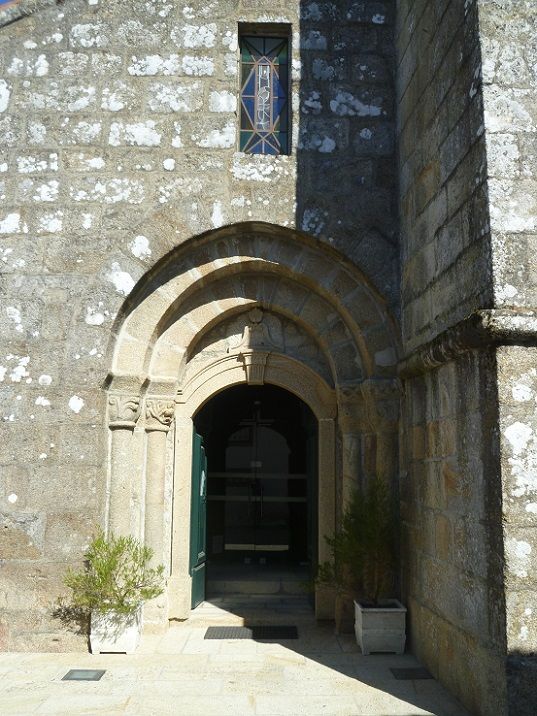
[337,380,401,432]
[337,384,367,433]
[359,378,402,401]
[361,380,401,432]
[239,351,269,385]
[145,398,175,432]
[108,394,141,429]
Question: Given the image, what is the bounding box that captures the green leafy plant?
[316,477,397,606]
[62,530,165,616]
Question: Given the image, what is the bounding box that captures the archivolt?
[108,222,399,393]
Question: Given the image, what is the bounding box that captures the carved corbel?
[239,351,269,385]
[108,394,141,430]
[145,398,175,432]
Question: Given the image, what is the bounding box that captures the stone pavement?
[0,597,470,716]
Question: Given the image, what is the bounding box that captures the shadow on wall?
[507,652,537,716]
[296,0,398,309]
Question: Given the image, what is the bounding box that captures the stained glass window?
[240,35,289,155]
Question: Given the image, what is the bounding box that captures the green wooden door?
[190,432,207,609]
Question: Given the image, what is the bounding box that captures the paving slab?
[0,597,470,716]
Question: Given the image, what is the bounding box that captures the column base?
[143,591,169,630]
[168,574,192,620]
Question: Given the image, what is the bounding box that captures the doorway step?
[206,563,310,597]
[188,595,313,628]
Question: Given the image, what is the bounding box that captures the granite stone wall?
[478,0,537,309]
[400,351,506,716]
[2,0,537,712]
[497,345,537,715]
[479,8,537,701]
[397,1,537,714]
[396,0,491,353]
[0,0,399,650]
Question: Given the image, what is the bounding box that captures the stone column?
[168,414,194,620]
[108,394,141,537]
[360,379,401,485]
[144,398,175,568]
[316,416,336,619]
[337,385,369,508]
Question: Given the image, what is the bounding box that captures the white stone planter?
[90,608,142,654]
[354,599,406,655]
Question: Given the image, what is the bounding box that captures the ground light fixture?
[61,669,106,681]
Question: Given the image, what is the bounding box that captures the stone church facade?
[0,1,536,714]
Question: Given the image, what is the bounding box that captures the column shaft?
[109,428,134,536]
[107,394,141,537]
[145,428,169,567]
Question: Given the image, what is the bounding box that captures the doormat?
[390,667,433,680]
[204,625,298,640]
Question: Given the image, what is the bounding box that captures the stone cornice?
[399,309,537,378]
[0,0,56,29]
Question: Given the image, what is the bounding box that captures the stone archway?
[168,351,337,620]
[105,223,400,629]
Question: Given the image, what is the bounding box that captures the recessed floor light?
[62,669,105,681]
[390,667,433,680]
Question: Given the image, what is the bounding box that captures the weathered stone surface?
[397,0,492,352]
[0,0,398,653]
[0,0,536,713]
[400,347,507,715]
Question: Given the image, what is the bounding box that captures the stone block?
[504,527,537,591]
[506,591,537,653]
[506,655,537,716]
[0,511,45,559]
[408,598,441,675]
[5,464,103,514]
[59,423,106,467]
[435,514,451,562]
[0,423,61,466]
[147,81,203,113]
[69,22,111,50]
[298,117,349,152]
[44,512,96,558]
[91,52,124,76]
[422,462,446,511]
[352,121,394,156]
[453,517,488,581]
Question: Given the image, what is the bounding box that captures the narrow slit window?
[240,35,289,155]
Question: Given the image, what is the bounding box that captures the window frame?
[237,23,292,156]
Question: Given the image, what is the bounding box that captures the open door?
[190,432,207,609]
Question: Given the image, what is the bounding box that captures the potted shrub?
[316,477,406,654]
[61,530,165,654]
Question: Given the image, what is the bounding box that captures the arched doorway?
[193,384,317,606]
[105,222,400,630]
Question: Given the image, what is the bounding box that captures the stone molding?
[399,309,537,378]
[145,398,175,432]
[113,227,399,392]
[108,394,141,430]
[177,352,337,420]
